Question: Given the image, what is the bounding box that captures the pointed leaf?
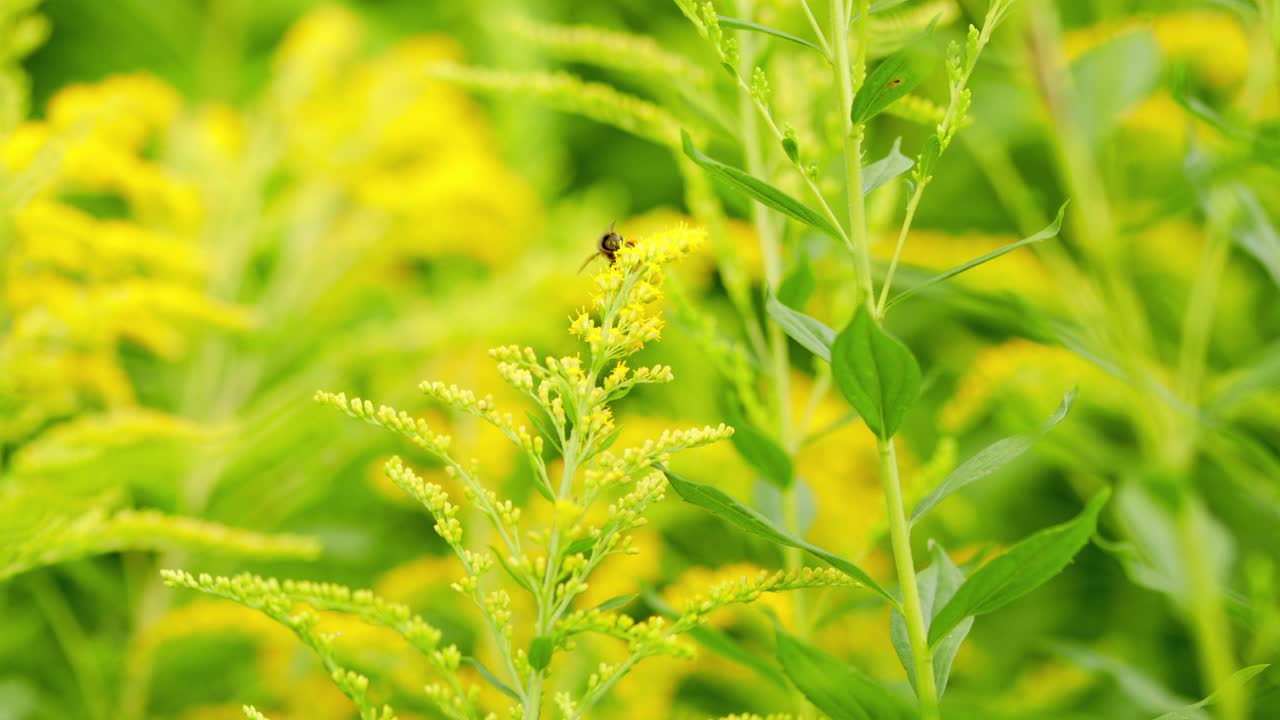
[766,292,835,362]
[911,388,1077,524]
[682,130,842,239]
[526,410,563,456]
[851,0,912,23]
[589,593,638,612]
[832,306,921,439]
[564,537,595,557]
[776,628,911,720]
[885,202,1068,311]
[660,465,895,603]
[928,489,1111,647]
[1234,187,1280,286]
[490,545,535,594]
[754,478,817,538]
[862,138,913,195]
[1152,665,1269,719]
[851,51,929,125]
[718,15,825,54]
[1050,643,1197,714]
[724,399,794,489]
[891,543,972,698]
[777,259,817,309]
[461,656,522,702]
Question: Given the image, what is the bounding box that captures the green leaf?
[461,656,522,702]
[776,628,911,720]
[718,15,825,54]
[1151,665,1269,719]
[724,399,794,489]
[563,537,595,557]
[928,489,1111,647]
[1234,187,1280,286]
[595,425,623,454]
[660,465,895,603]
[885,202,1068,311]
[528,636,553,671]
[589,593,638,612]
[1070,29,1161,145]
[682,130,842,239]
[861,138,913,195]
[891,543,972,698]
[851,51,929,125]
[777,258,817,309]
[766,292,835,362]
[851,0,912,23]
[1106,482,1238,613]
[917,133,942,177]
[782,134,800,163]
[490,545,535,594]
[525,410,562,454]
[831,306,921,439]
[642,584,790,689]
[910,388,1077,524]
[1049,643,1197,714]
[754,477,817,538]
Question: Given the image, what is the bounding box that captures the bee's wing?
[577,252,602,274]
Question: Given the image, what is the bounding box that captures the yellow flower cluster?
[0,74,247,443]
[268,5,539,267]
[570,225,705,361]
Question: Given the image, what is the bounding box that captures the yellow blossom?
[1063,12,1249,89]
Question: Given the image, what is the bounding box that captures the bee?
[577,221,634,273]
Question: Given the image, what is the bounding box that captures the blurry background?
[1,0,1278,718]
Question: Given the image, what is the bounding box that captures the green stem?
[1167,192,1244,720]
[833,0,874,308]
[879,438,940,720]
[737,8,811,716]
[1177,496,1246,720]
[31,575,109,720]
[875,182,925,315]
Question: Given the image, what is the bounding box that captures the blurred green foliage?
[1,0,1279,718]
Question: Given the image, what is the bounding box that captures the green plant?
[165,227,858,719]
[404,1,1126,717]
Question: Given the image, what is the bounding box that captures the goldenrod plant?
[166,227,859,719]
[7,1,1280,718]
[412,0,1278,718]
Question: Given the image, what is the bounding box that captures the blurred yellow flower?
[1063,11,1249,89]
[0,73,246,444]
[662,562,791,629]
[269,5,539,267]
[941,339,1108,432]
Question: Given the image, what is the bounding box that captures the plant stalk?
[879,438,941,720]
[832,0,875,309]
[737,7,812,716]
[1176,496,1245,720]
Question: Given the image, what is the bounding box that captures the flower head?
[571,225,705,363]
